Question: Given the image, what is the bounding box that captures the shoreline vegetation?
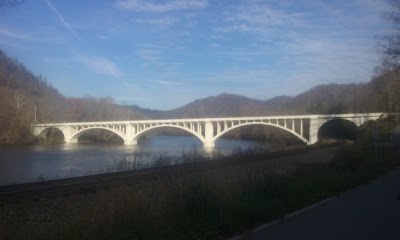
[0,118,399,240]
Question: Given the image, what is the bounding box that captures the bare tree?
[379,0,400,64]
[11,91,25,121]
[377,0,400,121]
[374,64,400,122]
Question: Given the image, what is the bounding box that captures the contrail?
[43,0,80,40]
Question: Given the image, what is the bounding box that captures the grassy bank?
[0,119,399,240]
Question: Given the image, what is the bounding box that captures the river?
[0,135,268,186]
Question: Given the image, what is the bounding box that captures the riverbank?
[0,143,335,195]
[1,141,398,240]
[0,136,275,186]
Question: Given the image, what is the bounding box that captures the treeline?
[0,50,143,144]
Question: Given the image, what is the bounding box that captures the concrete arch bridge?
[31,113,383,148]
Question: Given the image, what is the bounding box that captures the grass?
[106,146,270,173]
[0,118,399,240]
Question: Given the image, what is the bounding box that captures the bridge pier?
[203,141,215,148]
[65,138,78,144]
[124,139,137,145]
[203,121,215,148]
[309,118,326,145]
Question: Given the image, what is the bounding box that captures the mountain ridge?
[130,81,384,119]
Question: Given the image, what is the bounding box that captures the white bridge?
[31,113,383,147]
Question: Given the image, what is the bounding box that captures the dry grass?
[1,130,399,240]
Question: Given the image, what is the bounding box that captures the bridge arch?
[211,122,308,144]
[37,127,64,137]
[317,118,358,142]
[131,124,205,143]
[37,127,65,143]
[68,127,126,143]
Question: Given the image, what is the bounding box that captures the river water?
[0,136,268,186]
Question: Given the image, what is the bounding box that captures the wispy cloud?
[209,43,220,48]
[134,44,184,79]
[114,0,208,12]
[0,26,65,47]
[136,44,165,66]
[354,0,391,13]
[0,27,34,41]
[0,39,29,50]
[137,49,162,61]
[136,16,179,26]
[43,0,80,40]
[75,56,122,77]
[152,80,180,86]
[215,2,308,35]
[96,34,108,40]
[208,0,383,89]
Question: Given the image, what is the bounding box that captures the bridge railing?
[30,113,385,127]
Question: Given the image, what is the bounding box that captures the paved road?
[237,167,400,240]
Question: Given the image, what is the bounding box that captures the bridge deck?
[31,113,384,127]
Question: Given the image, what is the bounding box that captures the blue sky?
[0,0,392,110]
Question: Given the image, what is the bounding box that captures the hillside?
[0,50,66,143]
[290,83,384,114]
[0,50,144,144]
[0,50,62,97]
[133,81,387,119]
[166,93,270,118]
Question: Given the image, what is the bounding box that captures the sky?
[0,0,393,110]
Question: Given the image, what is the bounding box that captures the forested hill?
[0,50,144,144]
[163,93,294,118]
[288,82,385,114]
[134,81,387,119]
[0,50,62,97]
